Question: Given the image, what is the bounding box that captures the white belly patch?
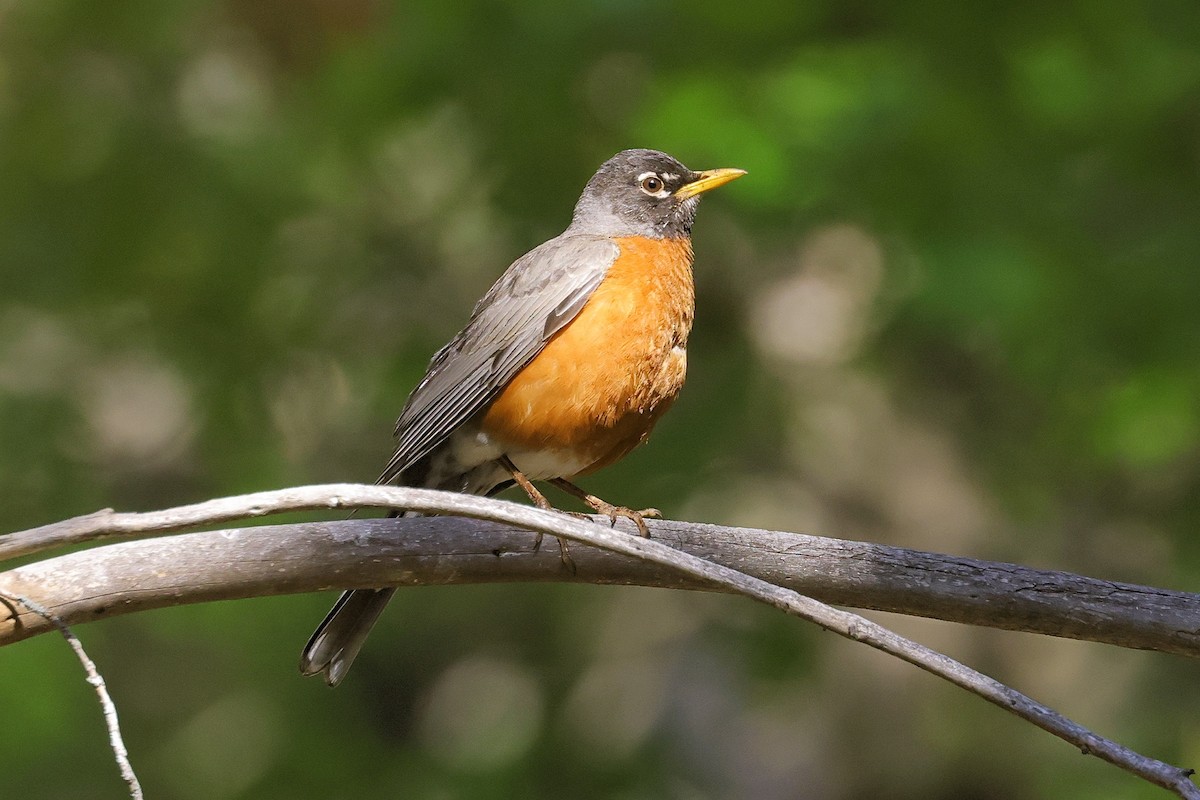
[503,447,594,481]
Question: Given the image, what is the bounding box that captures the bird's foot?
[586,501,661,537]
[548,478,660,537]
[541,534,577,574]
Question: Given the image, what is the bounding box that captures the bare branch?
[0,484,397,561]
[0,591,143,800]
[2,485,1197,797]
[3,490,1198,658]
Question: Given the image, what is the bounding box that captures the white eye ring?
[637,171,669,197]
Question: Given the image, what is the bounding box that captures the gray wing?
[377,233,619,485]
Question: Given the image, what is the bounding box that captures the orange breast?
[480,236,695,476]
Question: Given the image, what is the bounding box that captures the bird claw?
[532,532,577,574]
[590,503,660,537]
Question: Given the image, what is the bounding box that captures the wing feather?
[378,233,619,484]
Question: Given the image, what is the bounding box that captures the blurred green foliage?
[2,1,1199,798]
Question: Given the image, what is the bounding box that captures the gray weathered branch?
[1,485,1197,798]
[2,498,1197,657]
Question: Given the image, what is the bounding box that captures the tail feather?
[300,457,509,686]
[299,587,397,687]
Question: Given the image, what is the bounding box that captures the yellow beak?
[674,167,747,200]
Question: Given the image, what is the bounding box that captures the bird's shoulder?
[468,232,620,317]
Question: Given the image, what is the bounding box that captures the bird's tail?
[299,586,398,687]
[299,463,511,686]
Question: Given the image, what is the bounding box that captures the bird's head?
[569,148,745,239]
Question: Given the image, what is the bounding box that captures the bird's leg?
[549,478,660,537]
[499,455,555,511]
[497,456,575,572]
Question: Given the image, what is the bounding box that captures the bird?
[299,148,745,686]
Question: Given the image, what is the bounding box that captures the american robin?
[300,149,745,686]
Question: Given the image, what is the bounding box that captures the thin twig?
[0,591,143,800]
[3,485,1197,797]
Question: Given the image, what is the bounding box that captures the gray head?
[568,149,745,239]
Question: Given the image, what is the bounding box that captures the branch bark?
[2,485,1197,798]
[2,495,1197,657]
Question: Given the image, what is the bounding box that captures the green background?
[2,1,1199,798]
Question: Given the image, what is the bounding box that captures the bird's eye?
[639,173,665,195]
